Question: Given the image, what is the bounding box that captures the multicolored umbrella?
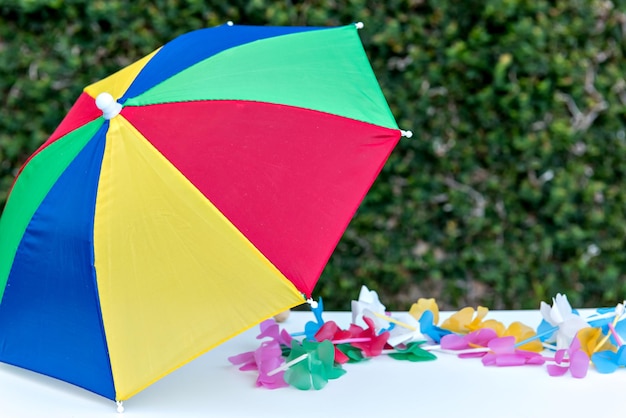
[0,22,407,403]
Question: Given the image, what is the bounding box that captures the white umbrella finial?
[95,92,122,120]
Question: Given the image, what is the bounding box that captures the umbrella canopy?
[0,23,404,402]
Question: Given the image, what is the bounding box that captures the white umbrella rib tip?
[95,92,122,120]
[401,130,413,138]
[355,22,364,29]
[306,298,319,309]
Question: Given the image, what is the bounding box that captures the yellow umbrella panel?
[94,116,304,400]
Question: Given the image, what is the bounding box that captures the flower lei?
[228,286,626,389]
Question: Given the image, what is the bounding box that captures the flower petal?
[467,328,498,347]
[440,334,469,350]
[495,353,527,366]
[488,336,516,354]
[577,327,615,356]
[569,350,589,378]
[228,351,257,370]
[547,364,569,377]
[409,298,440,324]
[351,285,386,327]
[505,321,542,352]
[441,307,475,333]
[591,351,619,374]
[616,346,626,366]
[481,352,497,366]
[315,321,341,342]
[419,310,451,343]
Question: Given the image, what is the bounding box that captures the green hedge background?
[1,0,625,311]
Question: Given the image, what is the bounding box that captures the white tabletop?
[1,310,622,417]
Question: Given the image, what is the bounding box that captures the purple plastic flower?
[257,319,293,347]
[227,318,296,389]
[228,340,290,389]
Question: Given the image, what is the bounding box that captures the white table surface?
[1,309,622,417]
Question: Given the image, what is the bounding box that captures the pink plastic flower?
[441,328,498,358]
[546,337,589,378]
[314,320,353,364]
[481,336,545,367]
[348,316,389,357]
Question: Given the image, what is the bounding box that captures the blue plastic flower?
[303,298,325,340]
[418,310,451,343]
[592,346,626,374]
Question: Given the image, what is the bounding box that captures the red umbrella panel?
[0,23,407,401]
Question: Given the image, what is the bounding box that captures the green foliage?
[1,0,625,311]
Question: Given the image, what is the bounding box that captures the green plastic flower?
[283,340,346,390]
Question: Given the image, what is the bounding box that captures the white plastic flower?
[351,285,386,328]
[540,293,589,349]
[384,313,425,347]
[361,308,395,334]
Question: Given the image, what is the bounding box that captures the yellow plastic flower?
[409,298,439,324]
[504,321,543,352]
[577,327,616,356]
[477,319,506,336]
[441,306,489,334]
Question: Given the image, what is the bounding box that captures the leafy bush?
[1,0,625,310]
